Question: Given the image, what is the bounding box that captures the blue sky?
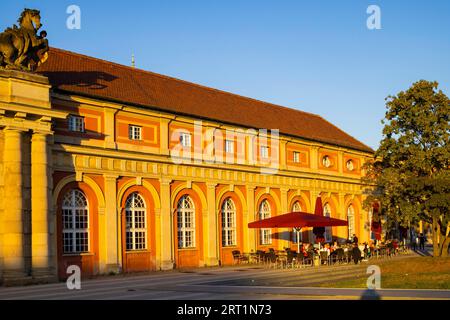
[2,0,449,149]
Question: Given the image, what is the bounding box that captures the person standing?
[352,234,359,245]
[419,233,425,251]
[352,243,361,264]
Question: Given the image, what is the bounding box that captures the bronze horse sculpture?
[0,9,49,72]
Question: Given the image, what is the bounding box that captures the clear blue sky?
[2,0,449,149]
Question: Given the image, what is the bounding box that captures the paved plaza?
[0,255,449,300]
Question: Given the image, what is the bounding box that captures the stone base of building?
[160,260,175,271]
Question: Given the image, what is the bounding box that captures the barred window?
[125,193,147,251]
[62,189,89,254]
[68,115,85,133]
[293,151,301,163]
[180,132,192,147]
[177,196,195,248]
[259,199,272,245]
[260,146,269,159]
[129,125,142,140]
[347,205,355,240]
[291,201,302,243]
[222,198,236,247]
[225,140,234,154]
[324,203,332,242]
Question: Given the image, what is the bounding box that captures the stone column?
[3,128,27,281]
[104,174,120,273]
[31,131,55,280]
[159,178,173,270]
[206,183,218,266]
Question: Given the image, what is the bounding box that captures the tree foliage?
[363,80,450,257]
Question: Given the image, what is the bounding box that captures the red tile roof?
[37,48,373,153]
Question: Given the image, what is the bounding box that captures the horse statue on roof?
[0,8,49,72]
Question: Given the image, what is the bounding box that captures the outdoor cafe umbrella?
[248,209,348,254]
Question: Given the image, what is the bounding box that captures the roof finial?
[131,53,135,68]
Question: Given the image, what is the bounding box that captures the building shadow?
[38,71,118,90]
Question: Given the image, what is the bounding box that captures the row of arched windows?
[61,189,358,254]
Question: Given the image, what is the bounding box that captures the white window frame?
[177,196,196,249]
[68,115,85,133]
[347,205,355,240]
[225,140,234,154]
[125,193,147,251]
[260,146,269,159]
[62,189,89,254]
[128,125,142,141]
[259,199,272,245]
[180,132,192,147]
[293,151,301,163]
[291,201,302,243]
[222,198,237,247]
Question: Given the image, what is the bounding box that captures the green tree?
[363,80,450,257]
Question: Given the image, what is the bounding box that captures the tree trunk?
[432,217,440,257]
[440,236,450,257]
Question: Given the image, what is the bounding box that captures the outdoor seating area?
[230,240,411,269]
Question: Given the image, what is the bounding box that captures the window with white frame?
[62,189,89,253]
[68,115,85,133]
[293,151,301,163]
[259,199,272,245]
[222,198,236,247]
[180,132,192,147]
[347,205,355,240]
[125,193,147,251]
[323,203,332,242]
[177,195,195,248]
[128,125,142,140]
[291,201,302,243]
[225,140,234,154]
[260,146,269,159]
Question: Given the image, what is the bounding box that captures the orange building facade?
[0,48,375,283]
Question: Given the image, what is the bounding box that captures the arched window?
[62,189,89,253]
[177,196,195,249]
[292,201,302,243]
[347,205,355,240]
[323,203,332,242]
[259,199,272,245]
[222,198,236,247]
[125,193,147,251]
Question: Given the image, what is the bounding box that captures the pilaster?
[205,183,218,266]
[103,174,120,273]
[159,178,173,270]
